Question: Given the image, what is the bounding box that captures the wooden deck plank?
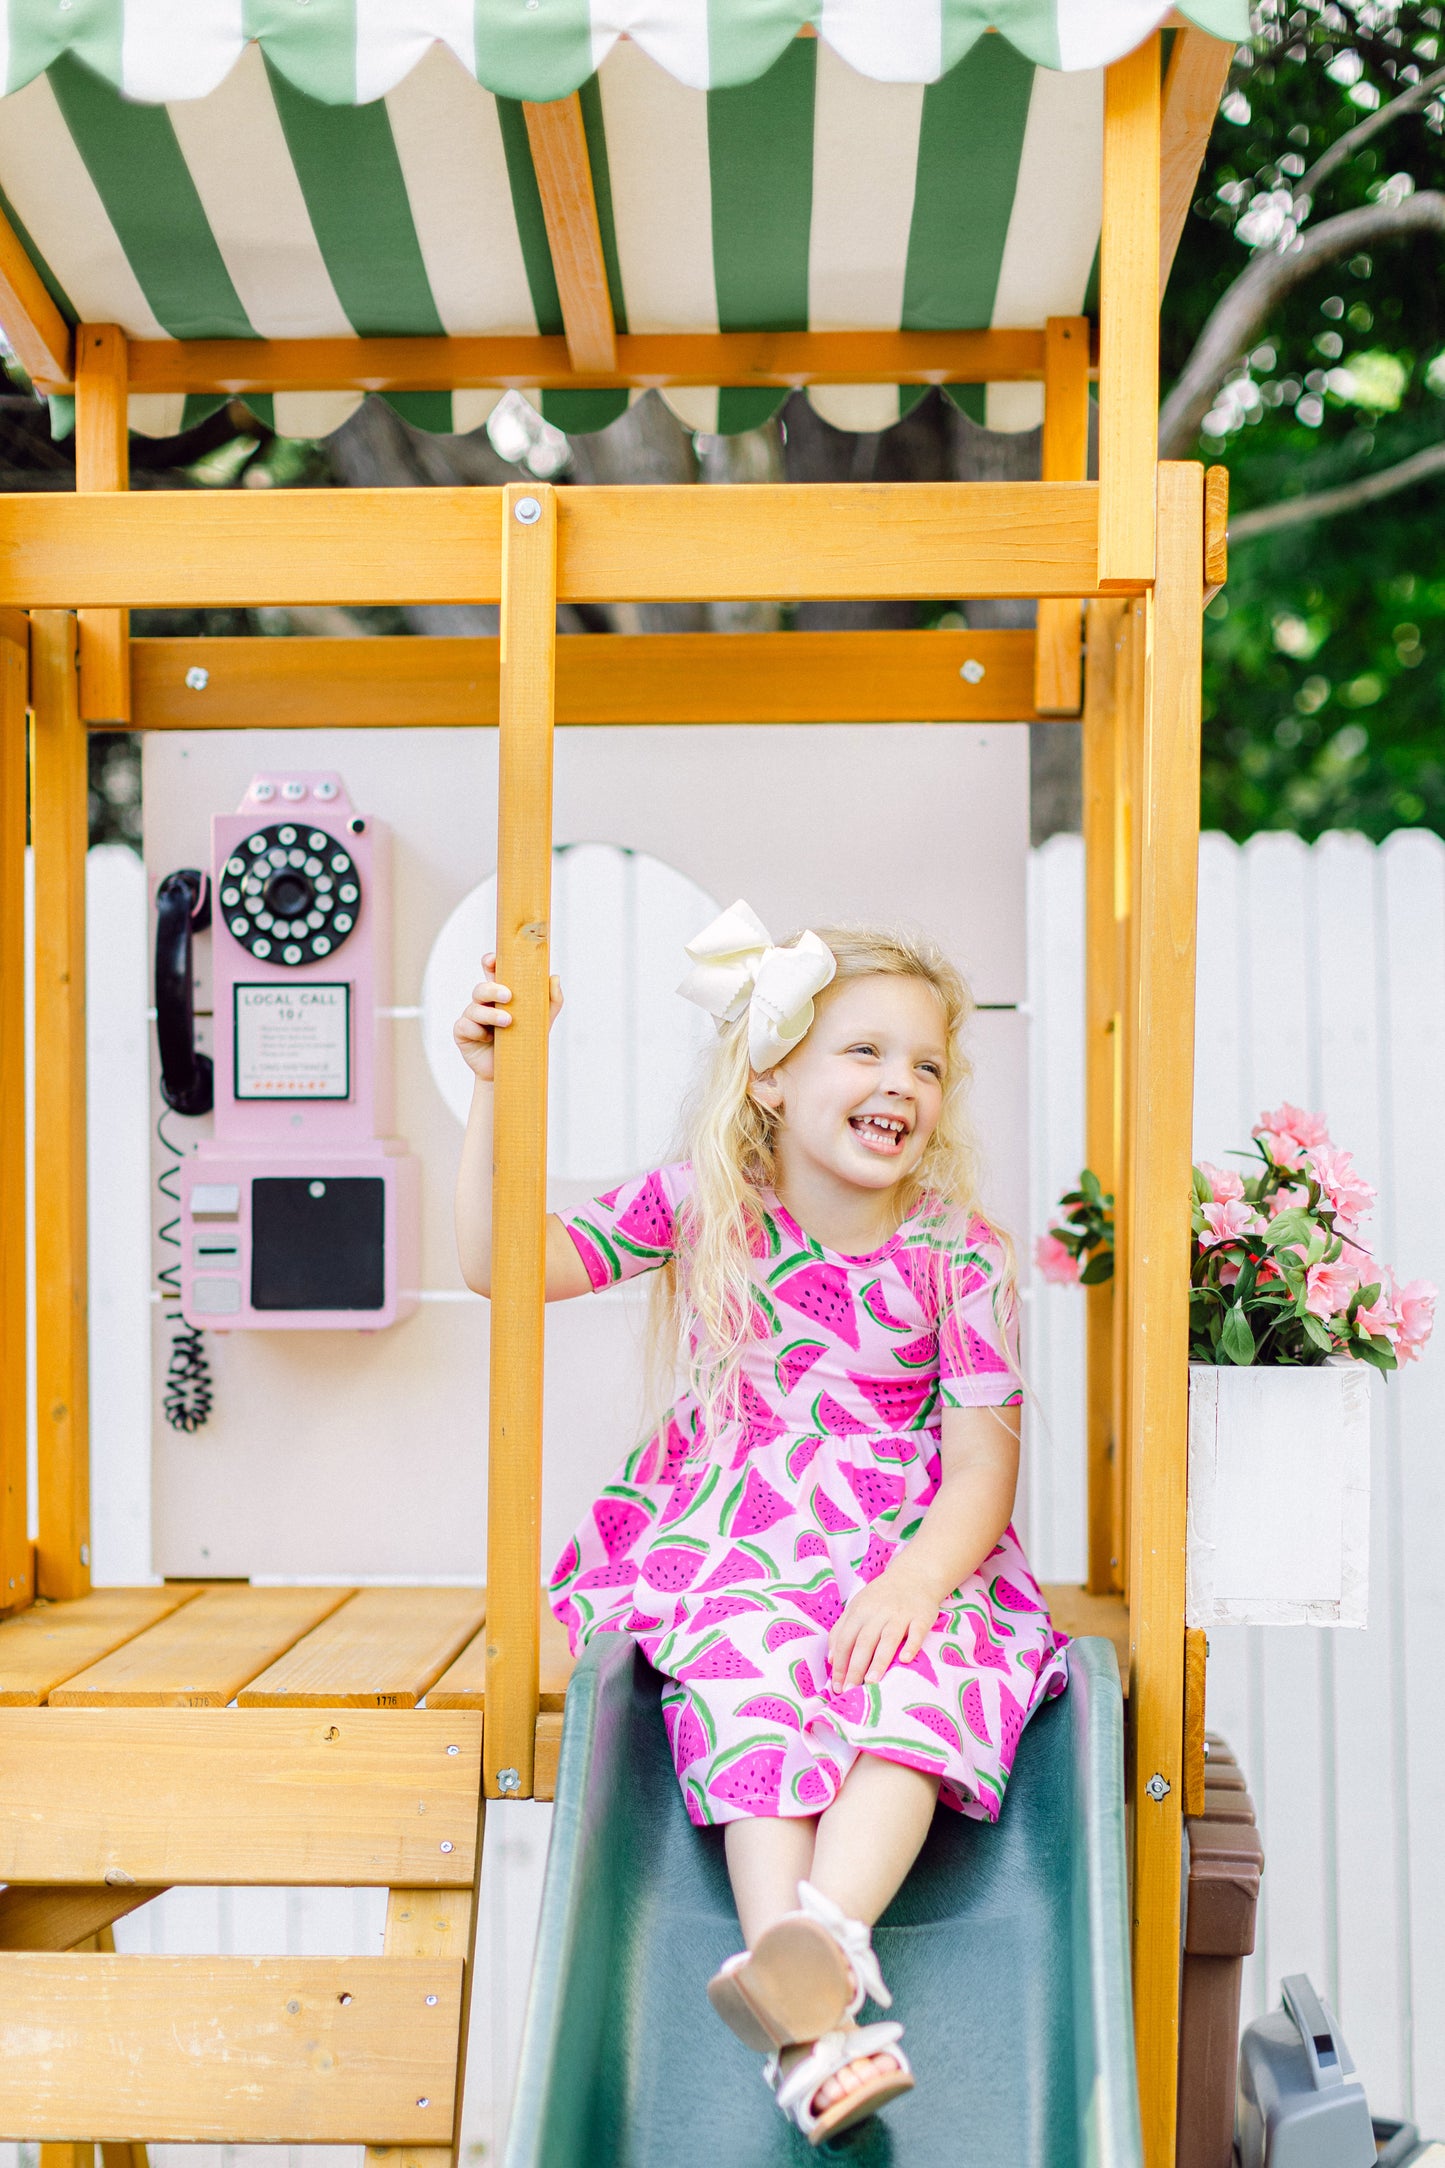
[0,1954,462,2143]
[0,1590,198,1707]
[533,1712,563,1804]
[1041,1583,1131,1683]
[0,1709,482,1886]
[426,1605,572,1712]
[238,1588,486,1709]
[0,1884,166,1952]
[49,1585,353,1707]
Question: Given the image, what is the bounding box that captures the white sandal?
[707,1879,892,2052]
[766,2023,915,2145]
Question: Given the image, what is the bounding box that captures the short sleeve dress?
[547,1163,1068,1829]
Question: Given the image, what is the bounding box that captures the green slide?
[505,1634,1141,2167]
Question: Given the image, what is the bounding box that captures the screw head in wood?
[417,2098,430,2109]
[447,1744,460,1755]
[960,659,986,684]
[514,496,543,525]
[426,1994,438,2006]
[440,1839,454,1852]
[1145,1772,1171,1803]
[497,1767,522,1795]
[185,666,209,691]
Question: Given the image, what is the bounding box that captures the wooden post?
[1081,599,1125,1594]
[1099,36,1161,592]
[74,327,130,726]
[1034,317,1090,717]
[484,484,557,1800]
[32,611,91,1601]
[1110,598,1144,1607]
[1126,461,1204,2166]
[0,618,29,1613]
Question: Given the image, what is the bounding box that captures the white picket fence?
[1027,828,1445,2135]
[13,829,1444,2161]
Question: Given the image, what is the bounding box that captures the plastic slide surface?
[505,1633,1141,2167]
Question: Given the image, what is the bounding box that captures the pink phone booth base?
[176,769,418,1333]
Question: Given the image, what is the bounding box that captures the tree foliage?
[1164,0,1445,838]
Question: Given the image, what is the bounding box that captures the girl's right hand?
[453,952,564,1081]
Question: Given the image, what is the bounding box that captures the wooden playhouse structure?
[0,9,1236,2164]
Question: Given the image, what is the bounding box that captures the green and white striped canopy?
[0,2,1247,441]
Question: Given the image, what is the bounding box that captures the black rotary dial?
[216,823,362,968]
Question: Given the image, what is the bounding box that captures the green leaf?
[1220,1305,1256,1366]
[1080,1253,1114,1286]
[1263,1207,1315,1250]
[1192,1166,1213,1206]
[1300,1312,1335,1353]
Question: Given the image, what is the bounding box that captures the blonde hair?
[646,922,1011,1436]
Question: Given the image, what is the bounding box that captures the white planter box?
[1186,1361,1370,1628]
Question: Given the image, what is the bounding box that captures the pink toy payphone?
[166,771,418,1331]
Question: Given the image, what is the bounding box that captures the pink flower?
[1354,1287,1400,1341]
[1035,1232,1080,1285]
[1308,1146,1377,1232]
[1197,1161,1244,1203]
[1304,1256,1361,1322]
[1253,1102,1332,1169]
[1199,1199,1261,1248]
[1393,1278,1437,1364]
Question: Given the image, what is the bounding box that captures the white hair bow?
[678,900,837,1071]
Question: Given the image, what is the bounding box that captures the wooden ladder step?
[50,1586,354,1707]
[0,1953,462,2143]
[0,1708,482,1885]
[0,1590,200,1707]
[239,1587,486,1708]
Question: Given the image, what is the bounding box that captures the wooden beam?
[0,483,1115,608]
[1160,29,1234,294]
[119,328,1056,399]
[1184,1627,1208,1819]
[1099,35,1162,592]
[522,96,617,375]
[0,201,71,391]
[31,612,90,1602]
[74,326,131,726]
[49,1583,353,1706]
[1127,460,1204,2167]
[367,1886,482,2168]
[1034,316,1091,716]
[0,1883,165,1953]
[128,629,1046,732]
[486,483,557,1802]
[1082,600,1127,1595]
[0,618,28,1614]
[0,1707,483,1885]
[0,1954,463,2143]
[0,1587,198,1706]
[1204,461,1229,600]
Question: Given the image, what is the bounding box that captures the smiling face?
[752,972,950,1205]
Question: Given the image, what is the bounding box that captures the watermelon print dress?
[547,1163,1068,1829]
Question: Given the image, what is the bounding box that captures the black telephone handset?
[155,868,214,1117]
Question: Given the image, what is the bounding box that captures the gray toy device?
[1237,1973,1374,2168]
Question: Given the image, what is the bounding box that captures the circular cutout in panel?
[225,822,360,968]
[421,843,720,1181]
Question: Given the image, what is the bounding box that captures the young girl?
[454,904,1067,2147]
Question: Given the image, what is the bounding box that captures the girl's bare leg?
[800,1753,940,2111]
[723,1813,818,1946]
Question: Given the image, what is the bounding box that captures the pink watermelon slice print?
[840,1463,906,1521]
[811,1484,860,1534]
[773,1260,860,1349]
[849,1372,936,1429]
[626,1611,665,1633]
[861,1278,913,1332]
[998,1682,1027,1777]
[727,1466,794,1537]
[552,1536,580,1583]
[795,1531,829,1562]
[566,1226,610,1289]
[776,1339,827,1395]
[707,1746,784,1814]
[791,1655,819,1698]
[893,1244,945,1316]
[677,1637,764,1683]
[907,1704,963,1756]
[814,1389,873,1437]
[964,1608,1011,1673]
[593,1497,650,1559]
[856,1534,896,1583]
[669,1699,710,1771]
[896,1646,938,1686]
[891,1332,937,1369]
[695,1543,770,1594]
[638,1542,708,1593]
[691,1593,764,1633]
[794,1764,838,1808]
[964,1323,1010,1375]
[614,1171,674,1250]
[782,1580,844,1630]
[738,1375,787,1446]
[787,1435,822,1482]
[991,1572,1042,1614]
[736,1693,804,1732]
[960,1679,993,1745]
[660,1469,708,1526]
[940,1644,967,1669]
[575,1555,644,1591]
[658,1419,692,1483]
[763,1617,813,1653]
